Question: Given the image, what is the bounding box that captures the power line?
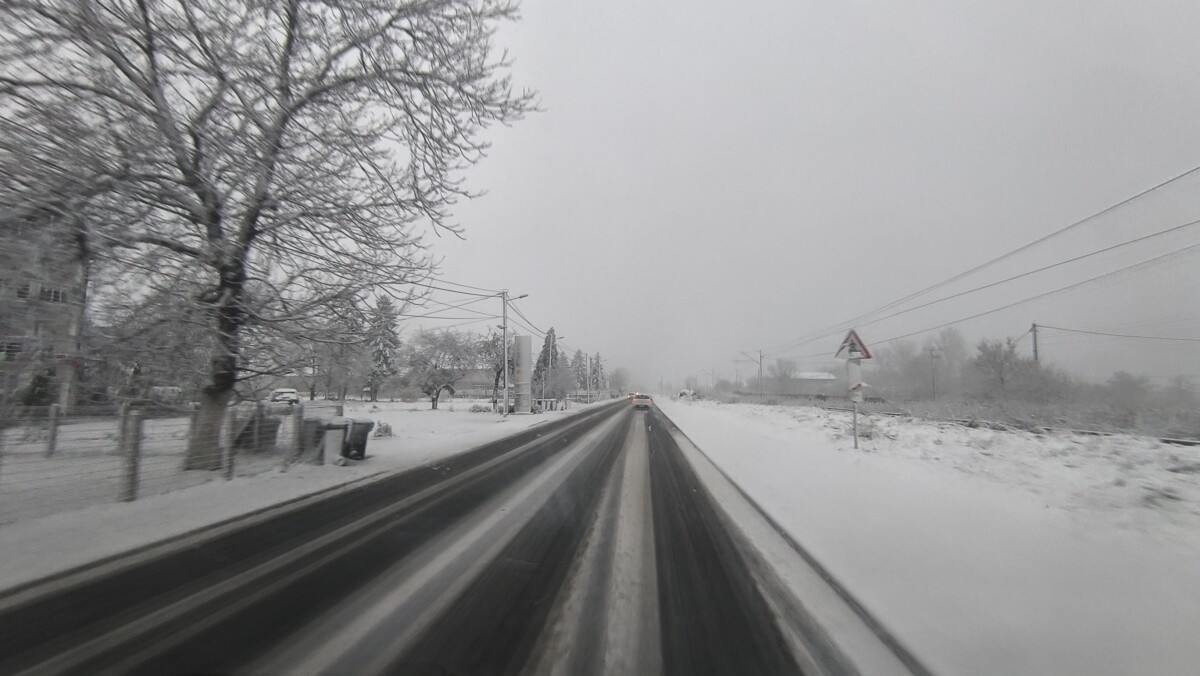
[762,161,1200,355]
[417,283,498,298]
[431,278,504,294]
[862,241,1200,348]
[789,217,1200,345]
[508,301,546,336]
[406,295,497,319]
[429,316,501,332]
[1039,325,1200,343]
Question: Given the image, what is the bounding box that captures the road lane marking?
[257,410,629,675]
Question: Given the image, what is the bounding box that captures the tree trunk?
[183,263,244,470]
[184,388,232,470]
[492,369,502,411]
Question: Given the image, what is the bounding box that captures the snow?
[657,398,1200,676]
[0,400,591,592]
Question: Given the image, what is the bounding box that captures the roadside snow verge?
[0,405,586,592]
[658,399,1200,676]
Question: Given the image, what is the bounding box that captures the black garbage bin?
[344,419,375,460]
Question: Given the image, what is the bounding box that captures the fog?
[422,0,1200,390]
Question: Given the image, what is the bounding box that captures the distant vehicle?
[269,388,301,404]
[632,393,653,410]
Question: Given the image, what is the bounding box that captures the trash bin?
[344,419,375,460]
[300,418,326,457]
[322,418,350,464]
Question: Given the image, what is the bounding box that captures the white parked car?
[269,388,301,404]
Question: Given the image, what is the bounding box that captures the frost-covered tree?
[407,330,473,410]
[365,297,401,401]
[589,352,605,391]
[969,338,1022,399]
[476,331,511,410]
[570,349,587,389]
[0,0,534,468]
[532,328,564,397]
[1106,371,1155,427]
[609,367,630,393]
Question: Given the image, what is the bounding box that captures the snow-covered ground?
[658,398,1200,676]
[0,401,590,592]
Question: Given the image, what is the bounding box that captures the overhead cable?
[763,161,1200,354]
[1038,325,1200,343]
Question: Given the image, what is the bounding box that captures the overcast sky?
[418,0,1200,388]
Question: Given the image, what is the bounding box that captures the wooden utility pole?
[1031,323,1040,364]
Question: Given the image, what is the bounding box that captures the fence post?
[223,407,237,480]
[290,403,304,466]
[122,411,143,502]
[254,401,265,453]
[116,403,129,457]
[45,404,60,458]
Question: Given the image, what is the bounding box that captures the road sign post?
[835,330,873,450]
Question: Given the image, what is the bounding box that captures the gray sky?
[419,0,1200,388]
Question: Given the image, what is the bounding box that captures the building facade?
[0,221,88,410]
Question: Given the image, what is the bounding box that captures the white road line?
[256,411,627,675]
[602,417,662,675]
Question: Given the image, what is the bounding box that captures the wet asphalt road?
[0,401,910,676]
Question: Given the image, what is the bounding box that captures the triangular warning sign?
[834,329,872,360]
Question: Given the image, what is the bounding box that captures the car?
[269,388,301,405]
[631,393,653,410]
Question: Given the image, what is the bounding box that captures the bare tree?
[969,338,1022,399]
[1,1,534,467]
[609,367,630,393]
[476,330,510,410]
[408,330,472,410]
[768,358,798,381]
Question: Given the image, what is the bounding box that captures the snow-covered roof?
[797,372,837,381]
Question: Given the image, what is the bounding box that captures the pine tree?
[590,352,605,391]
[570,349,587,389]
[366,297,400,401]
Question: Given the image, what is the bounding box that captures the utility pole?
[585,353,591,404]
[929,346,940,400]
[759,350,763,399]
[740,350,764,400]
[1031,323,1039,364]
[502,290,510,416]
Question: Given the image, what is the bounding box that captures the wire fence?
[0,401,348,524]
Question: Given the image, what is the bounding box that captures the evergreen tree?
[590,352,605,391]
[366,297,400,401]
[533,328,566,398]
[570,349,587,389]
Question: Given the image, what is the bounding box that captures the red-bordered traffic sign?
[834,329,873,360]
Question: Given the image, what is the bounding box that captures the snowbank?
[0,403,586,592]
[658,399,1200,676]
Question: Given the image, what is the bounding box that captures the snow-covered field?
[658,398,1200,676]
[0,401,588,592]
